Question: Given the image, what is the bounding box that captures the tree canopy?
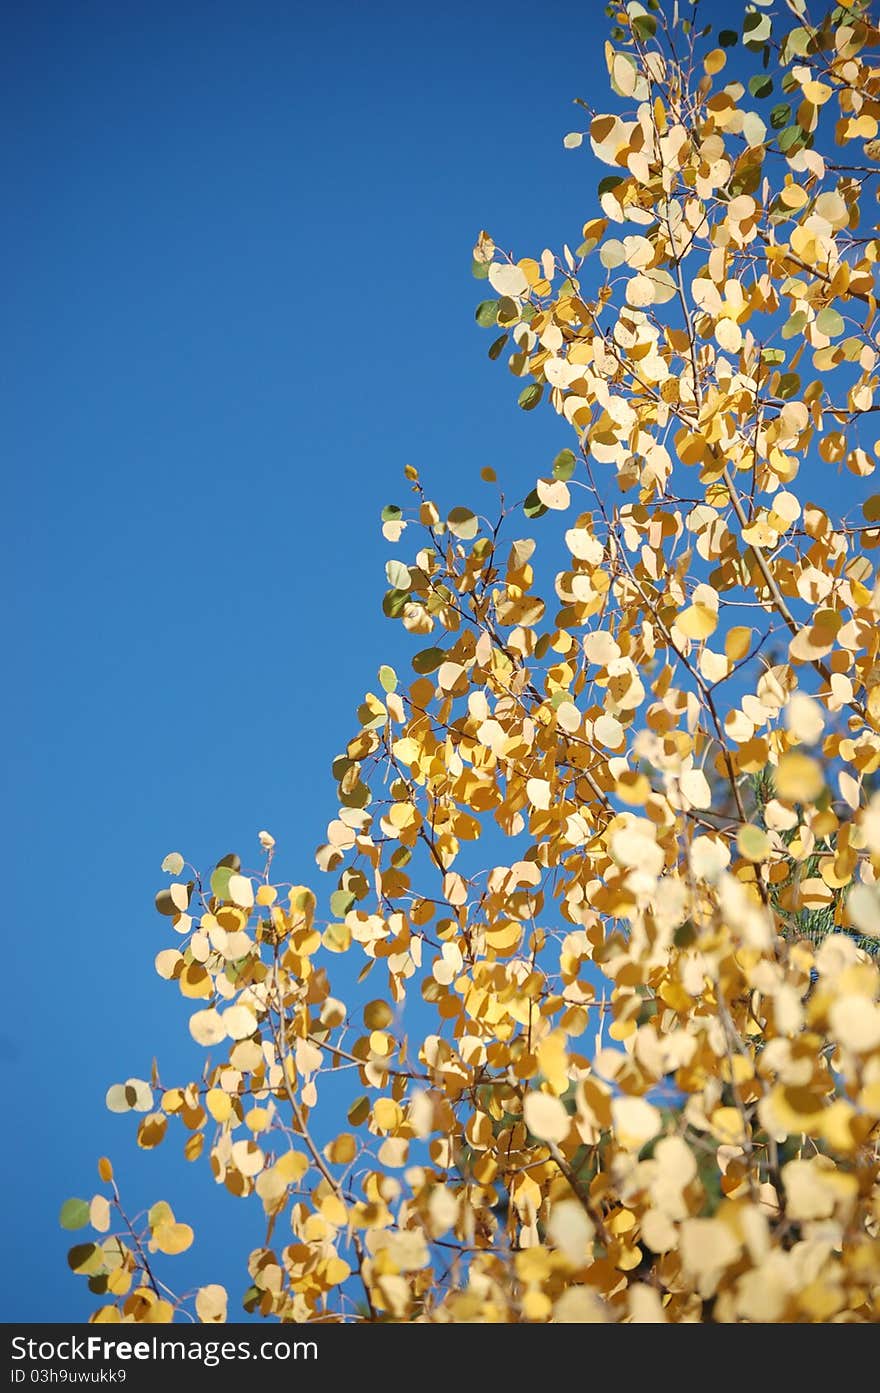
[64,0,880,1324]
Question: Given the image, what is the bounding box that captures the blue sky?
[3,0,620,1320]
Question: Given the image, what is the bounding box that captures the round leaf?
[553,448,576,482]
[475,299,498,328]
[378,665,397,693]
[816,307,844,339]
[60,1198,91,1231]
[518,383,543,411]
[447,507,479,541]
[195,1284,228,1323]
[412,647,445,675]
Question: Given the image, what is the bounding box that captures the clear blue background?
[3,0,615,1321]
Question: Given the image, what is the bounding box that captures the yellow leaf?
[488,262,529,298]
[178,963,211,999]
[784,692,824,745]
[325,1134,357,1165]
[485,920,522,956]
[153,1222,194,1256]
[373,1097,403,1132]
[142,1299,175,1323]
[616,771,651,806]
[189,1008,226,1047]
[725,626,752,661]
[89,1195,111,1233]
[324,1256,352,1287]
[547,1198,594,1263]
[323,922,352,953]
[775,752,824,804]
[802,80,832,106]
[526,777,552,810]
[737,825,769,863]
[677,603,717,640]
[679,1218,740,1289]
[195,1284,227,1323]
[276,1150,310,1181]
[107,1268,131,1297]
[536,477,571,511]
[829,996,880,1053]
[715,318,742,354]
[205,1088,232,1124]
[709,1106,747,1145]
[680,768,712,811]
[611,1096,662,1151]
[222,1004,257,1040]
[523,1091,570,1144]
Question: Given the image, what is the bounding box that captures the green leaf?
[211,865,234,901]
[357,699,385,731]
[518,383,543,412]
[842,336,864,363]
[378,665,397,694]
[242,1284,261,1314]
[778,372,801,399]
[329,889,356,918]
[597,175,625,198]
[778,125,807,154]
[719,28,738,46]
[488,332,508,361]
[727,163,762,198]
[761,348,786,365]
[67,1243,103,1276]
[782,310,807,339]
[382,589,409,618]
[784,25,812,59]
[381,504,403,523]
[523,488,548,519]
[475,299,499,327]
[770,102,791,130]
[60,1199,91,1231]
[749,74,773,99]
[743,10,771,44]
[631,14,657,39]
[447,507,479,541]
[155,888,179,917]
[553,448,577,482]
[412,647,445,675]
[817,307,844,338]
[385,559,411,590]
[348,1095,370,1127]
[339,779,370,810]
[471,258,489,280]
